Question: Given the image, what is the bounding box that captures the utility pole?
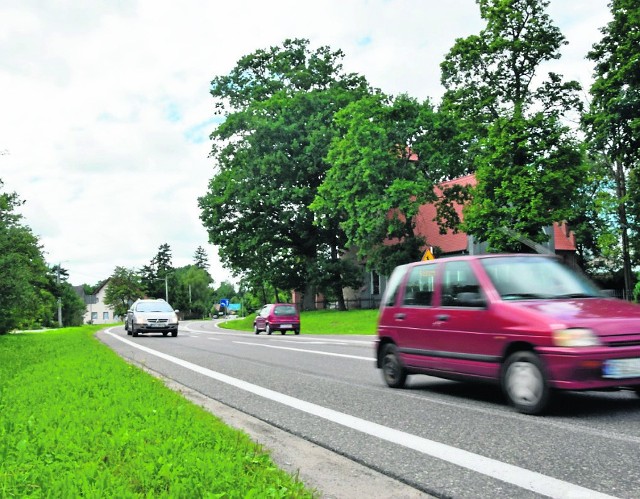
[57,264,62,327]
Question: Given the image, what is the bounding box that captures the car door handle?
[436,314,450,322]
[394,313,406,320]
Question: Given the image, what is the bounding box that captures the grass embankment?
[0,326,314,498]
[218,309,379,335]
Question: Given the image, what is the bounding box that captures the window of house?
[103,312,109,321]
[91,312,98,321]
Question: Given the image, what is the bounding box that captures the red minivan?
[253,303,301,335]
[376,254,640,414]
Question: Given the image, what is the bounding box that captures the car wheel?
[294,329,300,335]
[132,328,138,337]
[281,331,286,335]
[266,324,272,335]
[381,343,407,389]
[171,329,178,337]
[162,332,168,336]
[502,351,551,415]
[254,324,260,335]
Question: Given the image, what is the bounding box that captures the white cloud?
[0,0,612,286]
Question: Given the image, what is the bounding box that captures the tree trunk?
[302,282,316,311]
[614,159,633,299]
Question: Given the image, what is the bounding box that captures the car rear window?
[274,305,297,316]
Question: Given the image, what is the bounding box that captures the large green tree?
[312,92,464,275]
[199,39,370,309]
[0,180,54,333]
[440,0,586,250]
[582,0,640,296]
[104,266,144,318]
[171,265,214,319]
[140,243,175,302]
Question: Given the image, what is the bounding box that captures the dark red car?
[254,303,301,335]
[376,254,640,414]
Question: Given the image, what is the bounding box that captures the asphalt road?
[97,320,640,498]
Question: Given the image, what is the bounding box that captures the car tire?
[381,343,407,389]
[254,324,260,335]
[281,331,286,335]
[294,330,300,335]
[171,329,178,337]
[162,332,168,336]
[502,351,551,415]
[132,328,138,337]
[266,324,272,335]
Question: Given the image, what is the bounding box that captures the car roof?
[405,253,555,267]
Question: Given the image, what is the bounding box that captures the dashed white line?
[233,341,373,360]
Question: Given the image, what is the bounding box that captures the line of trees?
[0,179,85,334]
[199,0,640,305]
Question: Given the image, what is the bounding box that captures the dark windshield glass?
[480,256,602,300]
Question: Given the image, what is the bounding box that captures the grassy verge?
[0,326,314,498]
[218,309,379,335]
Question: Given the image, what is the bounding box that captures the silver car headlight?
[552,328,601,347]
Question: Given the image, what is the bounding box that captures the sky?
[0,0,612,287]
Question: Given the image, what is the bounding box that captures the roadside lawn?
[0,326,314,498]
[218,309,379,335]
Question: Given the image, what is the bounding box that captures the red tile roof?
[415,174,576,253]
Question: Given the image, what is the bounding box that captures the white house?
[82,280,120,324]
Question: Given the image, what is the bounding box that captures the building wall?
[83,282,119,324]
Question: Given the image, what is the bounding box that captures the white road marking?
[233,341,373,361]
[105,329,618,499]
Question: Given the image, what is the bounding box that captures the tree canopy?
[582,0,640,296]
[199,38,371,309]
[440,0,586,250]
[0,180,57,333]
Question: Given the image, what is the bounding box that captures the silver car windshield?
[135,301,174,312]
[480,256,602,300]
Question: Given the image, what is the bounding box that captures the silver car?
[126,299,179,337]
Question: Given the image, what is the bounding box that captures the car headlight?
[552,328,601,347]
[134,316,147,325]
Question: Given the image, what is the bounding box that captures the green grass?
[219,309,379,335]
[0,326,314,498]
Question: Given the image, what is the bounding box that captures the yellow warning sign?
[421,248,435,261]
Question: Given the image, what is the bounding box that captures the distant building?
[77,280,120,324]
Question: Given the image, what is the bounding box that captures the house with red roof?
[342,173,577,308]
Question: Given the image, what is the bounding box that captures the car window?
[441,261,484,307]
[480,256,601,300]
[260,306,270,318]
[274,305,297,316]
[382,264,408,307]
[402,264,435,307]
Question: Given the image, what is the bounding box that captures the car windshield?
[135,301,174,312]
[480,256,602,300]
[274,305,297,316]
